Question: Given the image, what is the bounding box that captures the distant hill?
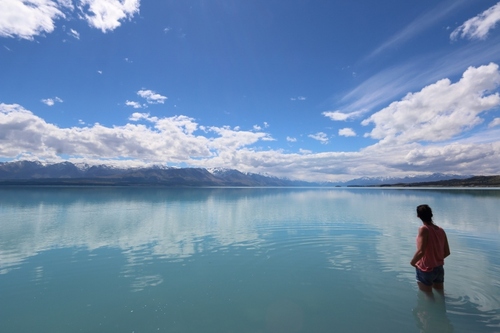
[381,175,500,187]
[341,173,473,186]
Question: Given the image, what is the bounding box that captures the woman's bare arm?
[410,226,428,267]
[443,232,450,258]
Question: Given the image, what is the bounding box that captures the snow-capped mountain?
[0,161,484,186]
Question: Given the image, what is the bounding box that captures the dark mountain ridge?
[381,175,500,187]
[0,161,307,186]
[0,161,498,187]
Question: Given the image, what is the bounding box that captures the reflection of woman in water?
[410,204,451,293]
[412,290,454,332]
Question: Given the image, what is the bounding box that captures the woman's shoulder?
[421,224,444,234]
[428,224,446,235]
[422,223,441,229]
[418,225,430,235]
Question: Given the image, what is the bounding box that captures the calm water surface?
[0,187,499,332]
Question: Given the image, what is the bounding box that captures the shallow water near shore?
[0,187,499,332]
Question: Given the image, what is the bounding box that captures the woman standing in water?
[410,205,451,292]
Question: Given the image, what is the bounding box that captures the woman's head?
[417,204,433,223]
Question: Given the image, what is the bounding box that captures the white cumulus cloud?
[323,110,363,122]
[451,2,500,40]
[129,112,151,121]
[362,63,500,145]
[338,128,356,137]
[0,0,140,40]
[1,99,500,182]
[0,0,64,40]
[0,103,272,164]
[78,0,140,33]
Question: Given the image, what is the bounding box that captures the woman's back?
[416,224,446,271]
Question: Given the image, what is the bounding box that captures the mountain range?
[0,161,312,186]
[0,160,492,187]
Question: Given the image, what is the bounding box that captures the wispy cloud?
[124,89,167,108]
[137,89,167,104]
[253,122,269,131]
[489,117,500,128]
[334,36,500,118]
[451,2,500,40]
[41,97,63,106]
[286,136,297,142]
[68,28,80,39]
[365,0,468,60]
[290,96,306,101]
[308,132,329,144]
[125,100,146,109]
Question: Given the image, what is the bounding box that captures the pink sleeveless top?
[416,224,446,272]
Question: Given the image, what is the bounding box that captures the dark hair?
[417,204,433,224]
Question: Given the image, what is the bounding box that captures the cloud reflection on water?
[0,187,499,325]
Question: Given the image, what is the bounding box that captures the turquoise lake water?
[0,187,499,332]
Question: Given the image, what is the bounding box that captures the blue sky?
[1,0,500,181]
